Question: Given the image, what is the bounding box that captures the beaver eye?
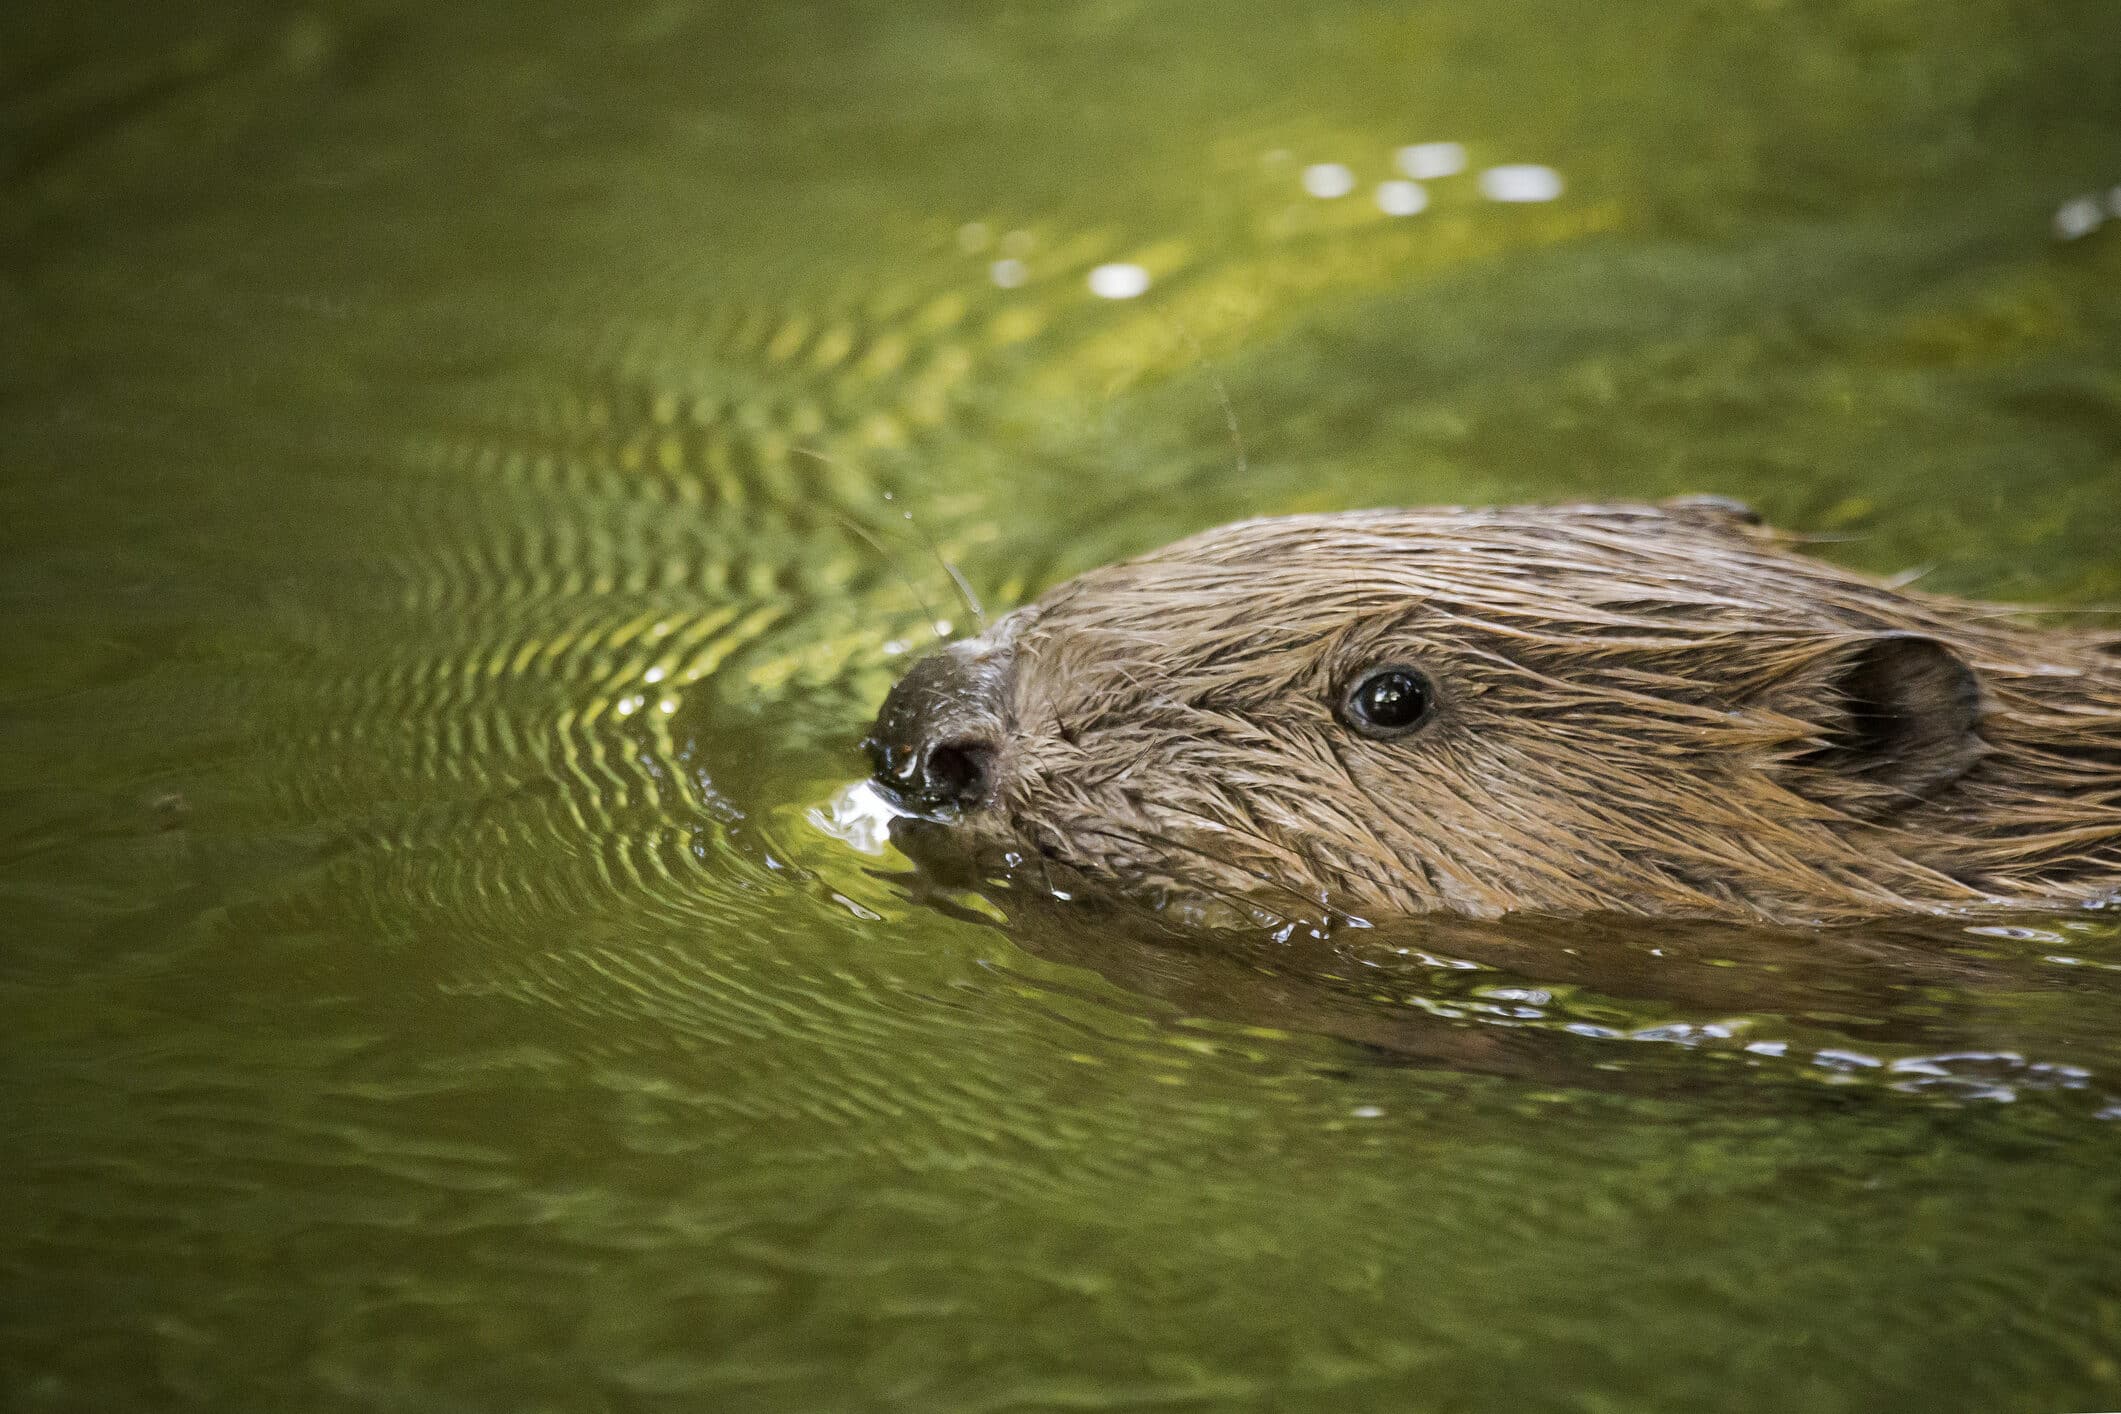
[1340,665,1435,738]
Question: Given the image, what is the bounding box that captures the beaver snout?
[864,639,1013,815]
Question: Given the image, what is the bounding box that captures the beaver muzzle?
[864,636,1013,817]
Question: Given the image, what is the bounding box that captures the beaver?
[863,497,2121,927]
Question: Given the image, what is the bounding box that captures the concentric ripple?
[210,136,1636,961]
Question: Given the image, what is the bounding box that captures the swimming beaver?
[864,498,2121,925]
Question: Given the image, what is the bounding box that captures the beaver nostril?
[915,738,993,811]
[867,731,995,814]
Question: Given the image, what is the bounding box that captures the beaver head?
[865,499,2121,926]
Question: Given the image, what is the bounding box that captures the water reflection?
[1301,162,1358,198]
[2054,195,2105,240]
[2053,185,2121,241]
[942,130,1579,357]
[827,797,2121,1117]
[1086,262,1152,299]
[1396,141,1469,179]
[1478,163,1565,202]
[1375,179,1429,216]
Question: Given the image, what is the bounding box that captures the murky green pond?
[7,1,2121,1409]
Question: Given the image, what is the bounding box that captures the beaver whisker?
[795,445,979,640]
[828,507,952,642]
[1205,363,1249,479]
[1168,315,1250,481]
[1960,605,2121,623]
[892,496,986,633]
[1883,564,1936,590]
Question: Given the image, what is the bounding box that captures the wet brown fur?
[885,500,2121,926]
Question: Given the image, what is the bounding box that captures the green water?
[6,1,2121,1409]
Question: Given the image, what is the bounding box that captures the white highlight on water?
[810,778,911,856]
[2054,195,2104,240]
[1478,164,1565,202]
[1301,162,1357,199]
[1375,179,1429,216]
[1087,262,1151,299]
[1395,142,1467,179]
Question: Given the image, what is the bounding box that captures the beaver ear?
[1785,634,1986,816]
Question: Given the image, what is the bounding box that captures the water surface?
[6,1,2121,1409]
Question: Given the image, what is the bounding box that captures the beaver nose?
[864,641,1010,814]
[870,733,994,813]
